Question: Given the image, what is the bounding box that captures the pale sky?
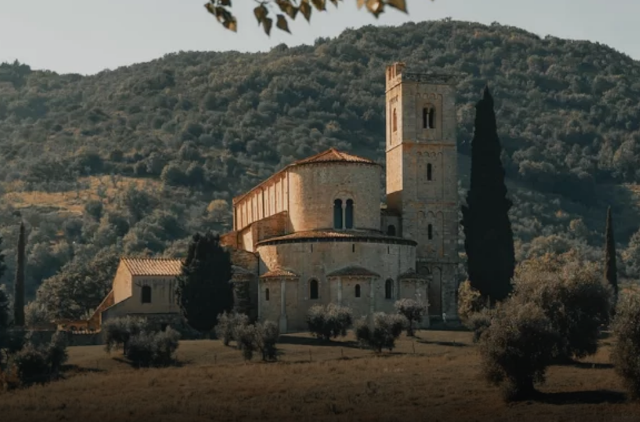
[0,0,637,75]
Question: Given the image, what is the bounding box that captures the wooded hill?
[1,19,640,320]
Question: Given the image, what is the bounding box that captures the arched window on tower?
[141,285,152,304]
[392,109,397,132]
[345,199,354,229]
[422,105,436,129]
[387,225,396,236]
[385,279,393,300]
[265,288,270,301]
[428,224,433,240]
[427,163,432,181]
[309,279,319,300]
[355,284,361,298]
[334,199,343,229]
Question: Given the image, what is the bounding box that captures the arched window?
[427,163,432,181]
[429,108,436,129]
[387,225,396,236]
[345,199,354,229]
[422,107,429,129]
[385,279,393,300]
[265,288,270,301]
[141,285,152,304]
[309,279,319,300]
[392,109,397,132]
[355,284,361,298]
[428,224,433,240]
[333,199,343,229]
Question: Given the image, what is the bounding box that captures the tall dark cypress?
[176,231,234,335]
[604,206,618,306]
[14,221,25,327]
[461,86,515,304]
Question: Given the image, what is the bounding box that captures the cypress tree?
[461,86,515,305]
[176,231,234,335]
[604,206,618,306]
[14,221,25,327]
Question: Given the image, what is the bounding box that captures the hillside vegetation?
[1,19,640,319]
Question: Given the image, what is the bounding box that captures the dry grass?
[2,176,162,215]
[0,330,639,422]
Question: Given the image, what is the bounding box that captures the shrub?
[103,316,148,354]
[125,327,181,367]
[478,301,559,402]
[611,287,640,399]
[465,308,494,343]
[457,280,486,323]
[233,320,280,361]
[255,320,280,361]
[355,313,407,352]
[394,298,427,336]
[306,304,353,341]
[10,330,69,386]
[214,311,249,346]
[511,251,611,360]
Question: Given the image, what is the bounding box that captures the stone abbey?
[91,63,460,333]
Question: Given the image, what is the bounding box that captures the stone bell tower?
[384,62,459,319]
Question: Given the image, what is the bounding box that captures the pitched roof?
[233,148,378,205]
[260,268,299,278]
[256,229,417,246]
[294,148,376,165]
[122,258,183,276]
[326,265,380,278]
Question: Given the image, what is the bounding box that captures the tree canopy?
[204,0,410,35]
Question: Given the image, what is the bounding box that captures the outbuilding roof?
[326,265,380,278]
[260,268,299,278]
[122,258,183,276]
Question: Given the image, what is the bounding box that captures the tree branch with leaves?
[204,0,411,36]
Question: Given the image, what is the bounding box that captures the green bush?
[478,301,559,402]
[214,311,249,347]
[233,320,280,361]
[457,280,486,323]
[10,330,69,386]
[611,287,640,399]
[354,313,407,352]
[125,327,181,367]
[394,298,427,336]
[306,304,353,341]
[103,316,148,354]
[511,251,611,360]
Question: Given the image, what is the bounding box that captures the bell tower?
[384,62,459,319]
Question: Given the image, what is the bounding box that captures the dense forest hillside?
[1,19,640,321]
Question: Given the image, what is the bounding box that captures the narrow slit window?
[355,284,361,298]
[428,224,433,240]
[265,288,270,301]
[309,279,319,300]
[345,199,354,229]
[385,279,393,300]
[429,108,435,129]
[334,199,343,229]
[392,109,397,132]
[427,163,432,181]
[423,107,428,129]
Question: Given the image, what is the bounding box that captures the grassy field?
[0,330,638,422]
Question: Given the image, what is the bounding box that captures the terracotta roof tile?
[326,265,380,278]
[257,230,417,246]
[233,148,378,205]
[260,268,299,278]
[122,258,183,276]
[294,148,376,165]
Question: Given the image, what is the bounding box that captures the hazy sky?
[0,0,637,75]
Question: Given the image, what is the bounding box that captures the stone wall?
[257,239,417,332]
[288,162,383,232]
[233,171,288,232]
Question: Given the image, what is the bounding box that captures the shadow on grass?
[278,335,361,349]
[569,361,614,370]
[533,389,625,405]
[111,356,187,369]
[61,364,105,374]
[415,338,468,348]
